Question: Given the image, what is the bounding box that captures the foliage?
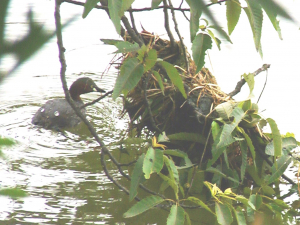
[79,0,300,224]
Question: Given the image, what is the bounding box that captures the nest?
[122,31,231,135]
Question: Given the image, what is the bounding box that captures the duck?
[31,77,105,129]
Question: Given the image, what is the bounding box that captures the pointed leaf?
[233,208,247,225]
[207,29,221,50]
[187,197,215,215]
[0,137,15,146]
[167,132,206,144]
[129,154,145,201]
[158,172,178,196]
[101,38,123,45]
[159,61,187,98]
[114,41,140,54]
[164,156,179,184]
[266,137,297,156]
[243,1,263,53]
[267,155,292,184]
[215,202,233,225]
[226,0,241,35]
[143,147,164,179]
[167,205,185,225]
[267,118,282,156]
[112,57,144,100]
[144,49,157,72]
[120,0,135,16]
[262,4,282,39]
[247,165,262,185]
[153,71,165,93]
[123,195,165,218]
[152,0,163,9]
[206,167,240,184]
[164,149,193,168]
[82,0,99,18]
[217,107,245,149]
[242,73,255,98]
[215,102,236,121]
[108,0,122,34]
[256,0,294,21]
[191,33,212,73]
[239,127,256,162]
[185,0,203,42]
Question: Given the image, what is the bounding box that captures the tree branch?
[228,64,271,98]
[168,0,189,73]
[162,0,176,50]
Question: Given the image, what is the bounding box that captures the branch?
[168,0,189,73]
[228,64,271,98]
[80,90,113,109]
[162,0,176,50]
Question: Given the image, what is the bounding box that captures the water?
[0,1,168,224]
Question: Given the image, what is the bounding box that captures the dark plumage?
[32,77,105,129]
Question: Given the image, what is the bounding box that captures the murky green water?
[0,1,169,224]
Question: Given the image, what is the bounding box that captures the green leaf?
[100,38,123,45]
[129,154,145,201]
[236,195,256,210]
[240,140,248,182]
[153,71,165,93]
[0,137,15,146]
[211,121,221,141]
[242,73,255,98]
[0,188,27,198]
[164,149,193,168]
[207,29,221,50]
[164,156,179,184]
[239,127,256,163]
[184,211,192,225]
[144,49,157,72]
[114,41,140,54]
[112,57,144,100]
[119,0,135,17]
[267,118,282,156]
[151,0,163,9]
[167,205,185,225]
[187,197,215,215]
[226,0,241,35]
[108,0,123,34]
[123,195,165,218]
[82,0,99,18]
[267,155,292,185]
[167,132,206,144]
[159,61,187,98]
[215,102,236,121]
[217,107,245,149]
[266,137,297,156]
[143,147,164,179]
[206,167,240,184]
[247,165,262,185]
[158,172,179,196]
[215,202,233,225]
[261,4,282,39]
[185,0,202,42]
[191,33,212,73]
[244,1,263,54]
[255,0,294,21]
[233,208,246,225]
[262,185,275,196]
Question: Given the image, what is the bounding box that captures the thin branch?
[256,67,268,103]
[80,90,113,109]
[121,15,144,46]
[55,0,153,201]
[144,73,162,134]
[206,0,228,7]
[168,0,189,73]
[228,64,271,98]
[162,0,176,50]
[129,7,139,37]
